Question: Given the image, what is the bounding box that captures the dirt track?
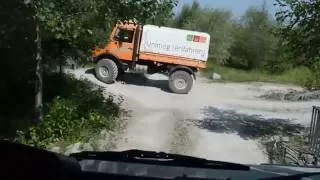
[70,68,319,164]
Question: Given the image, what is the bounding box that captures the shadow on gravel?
[194,107,305,139]
[85,68,171,93]
[85,68,94,74]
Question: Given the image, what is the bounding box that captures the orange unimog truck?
[92,20,210,94]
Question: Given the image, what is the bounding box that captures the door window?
[114,28,134,43]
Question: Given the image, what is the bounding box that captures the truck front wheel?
[168,70,193,94]
[95,59,118,84]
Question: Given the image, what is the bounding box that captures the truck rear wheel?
[95,59,118,84]
[168,70,193,94]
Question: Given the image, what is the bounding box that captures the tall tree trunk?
[59,58,64,76]
[35,22,43,121]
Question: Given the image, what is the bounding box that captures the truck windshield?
[114,28,134,43]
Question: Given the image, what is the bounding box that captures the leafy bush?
[17,75,119,148]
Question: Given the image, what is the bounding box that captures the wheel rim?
[99,66,109,78]
[174,78,187,90]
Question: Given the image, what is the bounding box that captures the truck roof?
[143,24,210,38]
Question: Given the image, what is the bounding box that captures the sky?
[175,0,278,17]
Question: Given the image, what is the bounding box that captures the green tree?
[275,0,320,87]
[147,0,179,26]
[275,0,320,69]
[171,3,194,28]
[229,6,277,70]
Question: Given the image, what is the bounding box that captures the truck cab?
[92,20,210,94]
[93,20,140,64]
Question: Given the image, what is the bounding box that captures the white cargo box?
[139,25,210,61]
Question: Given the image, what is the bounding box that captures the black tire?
[168,70,193,94]
[95,59,118,84]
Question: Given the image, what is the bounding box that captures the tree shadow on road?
[193,107,305,139]
[85,68,171,93]
[85,68,95,74]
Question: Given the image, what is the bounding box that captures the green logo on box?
[186,34,207,43]
[187,34,193,41]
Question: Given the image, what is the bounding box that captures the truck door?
[114,28,134,61]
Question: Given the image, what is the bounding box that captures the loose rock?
[50,146,61,153]
[212,73,222,80]
[81,143,94,151]
[64,142,82,155]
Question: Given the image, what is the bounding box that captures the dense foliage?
[275,0,320,68]
[274,0,320,87]
[24,0,178,64]
[17,75,120,148]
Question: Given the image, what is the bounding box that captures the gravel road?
[70,68,319,165]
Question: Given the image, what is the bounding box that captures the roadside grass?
[16,73,120,149]
[203,62,313,86]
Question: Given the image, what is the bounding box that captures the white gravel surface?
[69,68,320,165]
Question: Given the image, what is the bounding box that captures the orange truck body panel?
[92,21,209,70]
[138,52,207,69]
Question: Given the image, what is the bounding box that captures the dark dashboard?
[1,141,320,180]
